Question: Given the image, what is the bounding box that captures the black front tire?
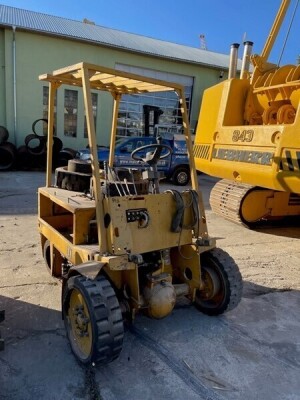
[62,275,124,365]
[195,248,243,316]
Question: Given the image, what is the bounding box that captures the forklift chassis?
[38,62,242,364]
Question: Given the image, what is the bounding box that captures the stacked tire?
[22,119,62,170]
[20,119,76,170]
[0,126,17,171]
[54,147,77,168]
[0,120,77,171]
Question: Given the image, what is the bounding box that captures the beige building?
[0,4,236,150]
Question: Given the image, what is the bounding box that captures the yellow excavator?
[194,0,300,227]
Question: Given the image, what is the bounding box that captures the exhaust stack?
[240,41,254,79]
[228,43,240,79]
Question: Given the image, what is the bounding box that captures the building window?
[115,63,193,138]
[117,87,192,137]
[43,86,57,135]
[84,93,98,138]
[64,89,78,137]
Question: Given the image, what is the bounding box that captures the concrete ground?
[0,171,299,400]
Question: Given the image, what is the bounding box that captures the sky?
[1,0,300,65]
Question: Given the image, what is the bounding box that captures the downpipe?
[12,25,17,143]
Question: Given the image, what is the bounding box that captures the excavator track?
[210,179,259,227]
[210,179,300,228]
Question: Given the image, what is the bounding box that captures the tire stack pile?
[0,119,77,171]
[0,126,17,171]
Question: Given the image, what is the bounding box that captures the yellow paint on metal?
[194,0,300,220]
[103,192,195,255]
[38,61,216,322]
[68,289,92,358]
[240,190,272,222]
[240,189,300,222]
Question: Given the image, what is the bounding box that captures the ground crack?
[83,365,103,400]
[6,328,65,344]
[244,287,292,298]
[0,193,26,199]
[0,282,58,289]
[129,324,225,400]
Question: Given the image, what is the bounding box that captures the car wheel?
[172,167,190,186]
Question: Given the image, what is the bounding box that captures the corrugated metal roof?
[0,4,234,69]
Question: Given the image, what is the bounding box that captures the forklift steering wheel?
[131,143,172,166]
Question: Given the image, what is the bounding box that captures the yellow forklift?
[38,62,242,364]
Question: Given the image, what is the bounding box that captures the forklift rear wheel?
[42,238,63,278]
[63,274,124,365]
[195,248,243,315]
[43,239,51,274]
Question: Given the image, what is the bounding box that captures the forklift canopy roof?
[39,62,181,95]
[39,61,199,254]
